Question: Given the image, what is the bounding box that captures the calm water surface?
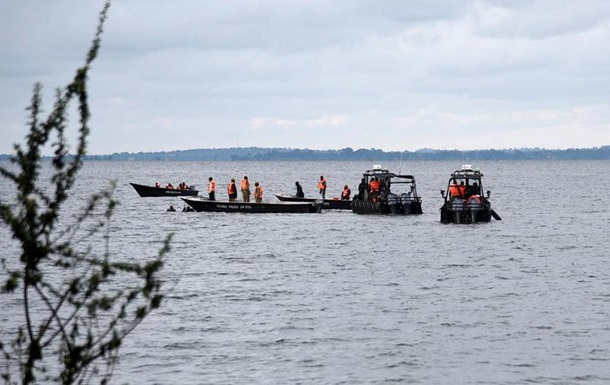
[1,160,609,384]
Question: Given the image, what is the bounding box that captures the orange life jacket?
[369,180,380,192]
[318,179,327,190]
[469,195,481,204]
[341,188,351,199]
[209,181,216,192]
[228,182,237,194]
[449,184,460,197]
[459,185,467,196]
[241,179,249,190]
[255,186,263,199]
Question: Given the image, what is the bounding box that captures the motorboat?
[130,183,198,197]
[351,165,423,215]
[181,196,321,213]
[439,164,501,224]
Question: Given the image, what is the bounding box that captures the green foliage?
[70,145,610,161]
[0,2,170,383]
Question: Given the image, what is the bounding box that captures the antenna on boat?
[398,151,402,174]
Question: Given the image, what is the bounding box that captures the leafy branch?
[0,2,171,384]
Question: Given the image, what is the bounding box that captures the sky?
[1,0,609,155]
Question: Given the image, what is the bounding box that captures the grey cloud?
[1,0,609,154]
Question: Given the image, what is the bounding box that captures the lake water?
[1,160,610,384]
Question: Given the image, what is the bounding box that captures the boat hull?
[351,198,423,215]
[182,197,320,213]
[130,183,198,197]
[440,204,492,224]
[274,194,352,210]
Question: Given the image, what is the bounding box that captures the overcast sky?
[1,0,609,155]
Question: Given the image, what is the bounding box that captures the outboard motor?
[387,193,398,214]
[452,198,464,223]
[468,196,481,223]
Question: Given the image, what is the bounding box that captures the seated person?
[341,185,351,200]
[295,181,304,198]
[369,177,380,202]
[467,182,479,198]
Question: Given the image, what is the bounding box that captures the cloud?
[1,0,609,154]
[250,114,349,130]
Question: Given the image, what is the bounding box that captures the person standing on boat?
[357,178,366,200]
[295,181,304,198]
[228,178,238,202]
[241,176,251,202]
[254,182,264,203]
[369,177,380,203]
[208,177,216,201]
[341,185,351,200]
[318,175,327,200]
[449,179,460,200]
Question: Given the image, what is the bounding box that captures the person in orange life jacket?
[165,182,174,189]
[468,194,481,205]
[228,178,238,202]
[369,177,380,202]
[295,181,304,198]
[449,179,461,200]
[341,185,351,200]
[459,181,467,197]
[254,182,263,203]
[208,177,216,201]
[318,175,327,199]
[241,176,251,202]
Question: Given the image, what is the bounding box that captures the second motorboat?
[351,165,423,215]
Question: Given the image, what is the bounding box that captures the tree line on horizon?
[4,145,605,161]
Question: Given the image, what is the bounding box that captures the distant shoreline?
[1,146,609,161]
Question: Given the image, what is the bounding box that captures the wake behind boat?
[181,196,321,213]
[130,183,199,197]
[274,194,352,210]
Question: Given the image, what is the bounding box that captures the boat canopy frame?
[359,168,420,202]
[441,165,489,201]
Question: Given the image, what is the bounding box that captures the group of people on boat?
[155,182,190,190]
[205,174,352,204]
[207,176,263,203]
[448,179,481,205]
[353,176,392,203]
[293,176,351,201]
